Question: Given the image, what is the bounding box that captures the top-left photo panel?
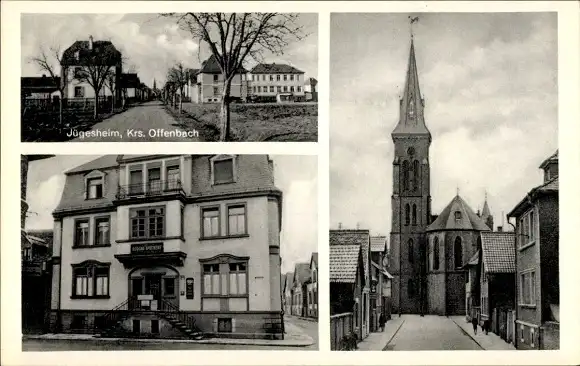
[21,13,318,143]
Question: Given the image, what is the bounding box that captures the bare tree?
[104,70,117,113]
[30,45,67,128]
[168,13,306,141]
[166,62,189,114]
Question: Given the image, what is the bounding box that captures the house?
[187,55,247,103]
[282,272,294,315]
[291,263,310,317]
[248,63,305,103]
[61,36,122,106]
[120,73,141,104]
[329,229,371,342]
[48,154,284,340]
[306,253,318,318]
[369,236,393,331]
[508,150,559,350]
[478,231,516,342]
[21,76,61,106]
[303,77,318,102]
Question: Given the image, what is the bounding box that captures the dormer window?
[87,177,103,199]
[74,50,80,61]
[211,155,236,185]
[454,211,462,223]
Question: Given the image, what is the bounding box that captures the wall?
[427,273,445,315]
[248,73,305,96]
[516,205,541,326]
[538,196,559,322]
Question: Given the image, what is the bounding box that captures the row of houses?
[22,154,287,340]
[21,36,153,110]
[178,54,318,104]
[329,231,392,349]
[282,253,318,318]
[463,150,559,350]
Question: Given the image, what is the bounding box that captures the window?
[276,75,280,81]
[213,74,218,82]
[290,86,295,92]
[72,262,110,298]
[268,74,273,81]
[202,207,220,238]
[277,86,282,93]
[297,86,302,92]
[180,205,185,237]
[454,211,462,224]
[413,160,420,191]
[405,204,410,226]
[252,86,256,93]
[213,158,234,184]
[402,161,409,191]
[148,168,161,193]
[130,207,165,239]
[87,177,103,199]
[283,86,288,92]
[407,279,414,297]
[23,247,31,260]
[213,87,219,96]
[270,86,274,93]
[227,205,246,235]
[74,86,85,98]
[203,264,220,295]
[519,209,536,248]
[229,263,247,295]
[262,74,265,81]
[520,270,536,306]
[257,86,262,93]
[129,170,143,195]
[74,219,90,247]
[283,74,288,81]
[454,237,463,268]
[163,277,175,296]
[151,319,159,334]
[218,318,233,332]
[408,239,414,263]
[94,217,110,246]
[433,237,440,270]
[166,165,180,190]
[412,204,417,225]
[290,75,294,81]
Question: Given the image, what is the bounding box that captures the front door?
[145,274,162,303]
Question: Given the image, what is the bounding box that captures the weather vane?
[409,16,420,39]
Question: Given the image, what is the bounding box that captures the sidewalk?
[23,321,314,348]
[450,316,516,350]
[285,314,318,323]
[356,315,405,351]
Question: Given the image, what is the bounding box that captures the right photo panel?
[329,13,558,351]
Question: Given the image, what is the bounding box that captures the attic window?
[87,177,104,199]
[74,51,80,61]
[211,155,236,185]
[454,211,462,223]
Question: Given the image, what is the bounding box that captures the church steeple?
[392,38,431,139]
[481,192,494,230]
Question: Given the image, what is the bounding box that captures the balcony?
[115,179,186,203]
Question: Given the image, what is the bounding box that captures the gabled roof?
[187,68,200,83]
[480,232,515,273]
[283,272,294,291]
[539,150,558,169]
[427,195,491,232]
[330,244,361,283]
[62,40,121,66]
[65,155,120,175]
[370,236,387,253]
[199,54,246,74]
[330,229,369,246]
[26,229,53,247]
[293,263,310,285]
[251,63,304,74]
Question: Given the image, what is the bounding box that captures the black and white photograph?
[21,13,318,142]
[21,154,318,350]
[329,13,559,351]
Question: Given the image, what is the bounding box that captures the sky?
[24,155,317,273]
[330,13,558,238]
[21,13,318,88]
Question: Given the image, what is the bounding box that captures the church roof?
[392,39,431,138]
[481,232,515,273]
[481,199,491,219]
[426,195,491,232]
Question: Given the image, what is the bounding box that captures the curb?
[381,318,405,351]
[451,318,485,350]
[286,315,318,323]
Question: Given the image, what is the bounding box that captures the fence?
[22,96,114,114]
[330,312,354,350]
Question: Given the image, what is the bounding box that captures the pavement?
[450,316,516,350]
[22,316,315,350]
[356,315,405,351]
[69,101,201,142]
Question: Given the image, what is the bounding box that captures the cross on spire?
[409,16,420,39]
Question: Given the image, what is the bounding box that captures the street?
[383,315,482,351]
[22,316,318,351]
[70,101,200,142]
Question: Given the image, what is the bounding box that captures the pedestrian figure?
[379,313,386,332]
[471,316,478,335]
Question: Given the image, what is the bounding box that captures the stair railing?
[100,296,136,333]
[158,298,202,336]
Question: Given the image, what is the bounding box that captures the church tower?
[390,37,432,315]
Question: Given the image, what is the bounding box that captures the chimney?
[497,226,503,232]
[88,35,94,50]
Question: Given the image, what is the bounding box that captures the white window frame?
[518,208,536,250]
[519,269,536,307]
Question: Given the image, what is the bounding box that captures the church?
[388,37,494,316]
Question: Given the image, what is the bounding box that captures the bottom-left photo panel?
[20,154,318,351]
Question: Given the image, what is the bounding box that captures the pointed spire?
[392,35,431,138]
[482,192,491,218]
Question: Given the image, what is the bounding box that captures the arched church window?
[454,237,463,268]
[408,239,414,263]
[433,237,440,270]
[402,161,409,191]
[413,160,420,191]
[412,204,417,225]
[405,204,410,226]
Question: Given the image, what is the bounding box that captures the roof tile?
[481,232,515,273]
[329,244,360,283]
